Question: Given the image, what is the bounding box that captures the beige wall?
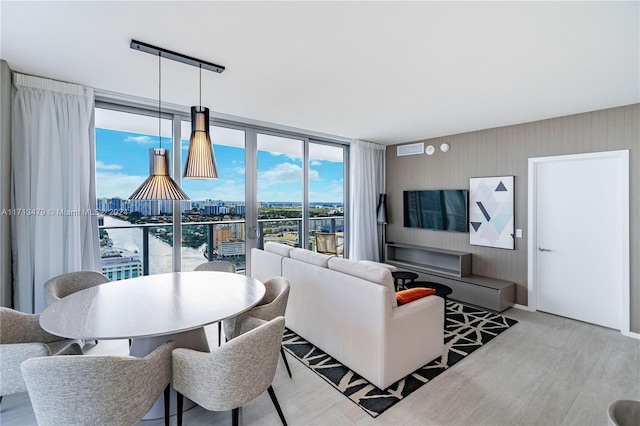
[1,60,12,307]
[386,104,639,332]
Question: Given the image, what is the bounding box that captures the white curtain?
[349,139,386,261]
[11,73,100,313]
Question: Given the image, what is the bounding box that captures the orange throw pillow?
[396,287,436,305]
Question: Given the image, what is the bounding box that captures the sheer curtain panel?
[12,73,100,313]
[348,139,386,261]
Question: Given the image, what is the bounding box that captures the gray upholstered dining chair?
[194,260,237,345]
[0,307,83,404]
[43,270,110,306]
[222,276,292,378]
[21,340,175,426]
[173,317,287,426]
[194,260,237,273]
[43,270,110,346]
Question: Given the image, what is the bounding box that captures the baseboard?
[512,303,534,312]
[622,330,640,340]
[511,303,640,340]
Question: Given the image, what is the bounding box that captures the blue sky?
[95,128,344,203]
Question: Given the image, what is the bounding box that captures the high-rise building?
[215,226,233,243]
[129,200,159,216]
[111,197,122,211]
[158,200,173,215]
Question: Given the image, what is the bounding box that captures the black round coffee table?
[391,271,419,291]
[405,281,452,322]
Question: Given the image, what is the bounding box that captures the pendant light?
[183,64,219,179]
[129,52,189,200]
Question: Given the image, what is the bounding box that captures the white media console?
[385,242,515,312]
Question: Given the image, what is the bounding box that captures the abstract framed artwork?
[469,176,514,249]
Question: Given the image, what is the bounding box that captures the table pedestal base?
[130,327,211,420]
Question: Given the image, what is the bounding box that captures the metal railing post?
[208,223,214,261]
[298,219,303,248]
[142,227,150,276]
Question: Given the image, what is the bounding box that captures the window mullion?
[172,114,182,272]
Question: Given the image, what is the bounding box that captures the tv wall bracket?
[130,39,225,74]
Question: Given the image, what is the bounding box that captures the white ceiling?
[1,1,638,145]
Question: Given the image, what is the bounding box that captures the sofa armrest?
[250,248,285,283]
[389,294,444,321]
[380,295,445,389]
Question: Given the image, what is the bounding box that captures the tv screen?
[403,190,468,232]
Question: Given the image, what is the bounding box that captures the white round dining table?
[39,271,266,419]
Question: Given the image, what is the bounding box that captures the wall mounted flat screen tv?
[403,190,469,232]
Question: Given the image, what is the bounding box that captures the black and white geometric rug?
[281,300,518,417]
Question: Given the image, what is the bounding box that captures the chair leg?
[177,391,184,426]
[267,386,287,426]
[164,384,170,426]
[232,407,239,426]
[280,347,292,378]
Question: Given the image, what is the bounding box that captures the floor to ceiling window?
[95,101,347,278]
[95,107,174,279]
[256,132,304,249]
[179,123,246,272]
[308,142,346,256]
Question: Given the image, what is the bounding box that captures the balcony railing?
[99,216,344,278]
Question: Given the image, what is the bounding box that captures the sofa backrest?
[264,242,293,257]
[289,247,335,267]
[282,255,392,372]
[327,257,397,308]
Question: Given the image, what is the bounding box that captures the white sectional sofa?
[251,242,445,389]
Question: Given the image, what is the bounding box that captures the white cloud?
[269,152,301,162]
[125,135,155,144]
[258,163,303,187]
[96,161,123,170]
[310,160,322,166]
[96,172,146,198]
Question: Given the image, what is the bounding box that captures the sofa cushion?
[396,288,436,305]
[289,248,334,267]
[264,242,292,257]
[328,257,397,308]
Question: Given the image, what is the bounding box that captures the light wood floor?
[1,308,638,426]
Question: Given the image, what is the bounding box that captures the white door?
[531,151,629,330]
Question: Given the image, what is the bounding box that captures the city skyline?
[95,127,345,203]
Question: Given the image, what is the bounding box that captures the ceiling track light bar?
[130,39,225,74]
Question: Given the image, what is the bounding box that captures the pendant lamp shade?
[183,106,218,179]
[129,148,189,200]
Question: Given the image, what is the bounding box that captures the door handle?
[538,247,552,252]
